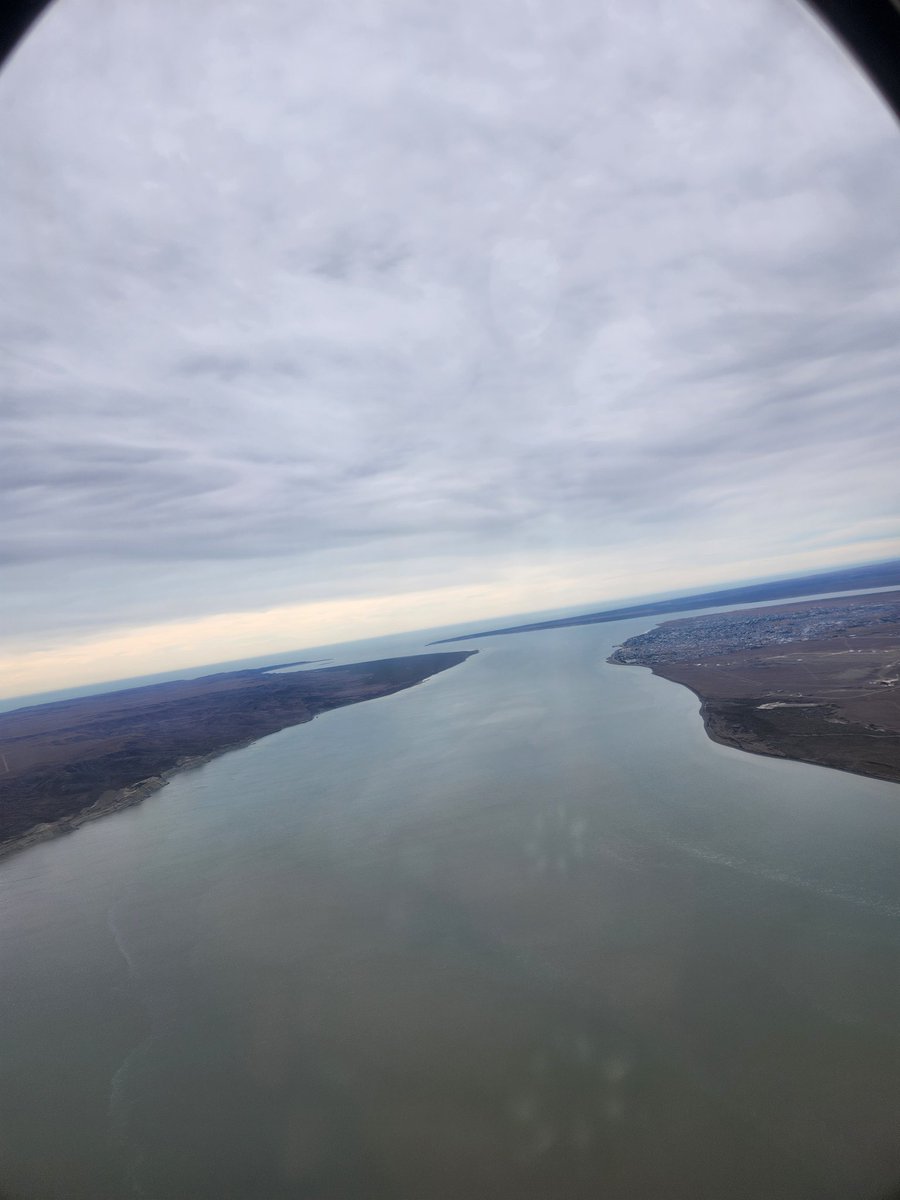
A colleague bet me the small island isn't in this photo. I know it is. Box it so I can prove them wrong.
[0,652,475,861]
[608,591,900,785]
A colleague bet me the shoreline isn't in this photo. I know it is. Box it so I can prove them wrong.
[0,652,474,866]
[648,663,900,785]
[0,774,170,863]
[607,593,900,787]
[430,562,900,644]
[0,740,266,863]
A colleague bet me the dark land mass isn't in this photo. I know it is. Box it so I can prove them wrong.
[0,652,474,860]
[430,559,900,644]
[608,591,900,785]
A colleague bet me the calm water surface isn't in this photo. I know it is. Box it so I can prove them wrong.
[3,608,900,1199]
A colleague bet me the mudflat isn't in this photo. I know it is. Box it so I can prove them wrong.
[609,590,900,785]
[0,652,474,859]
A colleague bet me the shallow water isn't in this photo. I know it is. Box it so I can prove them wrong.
[2,607,900,1199]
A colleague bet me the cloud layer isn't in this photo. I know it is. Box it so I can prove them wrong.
[2,0,900,690]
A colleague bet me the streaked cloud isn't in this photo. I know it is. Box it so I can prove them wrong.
[1,0,899,694]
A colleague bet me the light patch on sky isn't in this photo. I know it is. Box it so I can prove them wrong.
[6,538,899,699]
[1,0,899,695]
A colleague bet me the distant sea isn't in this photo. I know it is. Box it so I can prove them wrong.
[4,580,900,714]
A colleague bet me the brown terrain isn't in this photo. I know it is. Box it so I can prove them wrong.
[0,652,474,860]
[609,590,900,785]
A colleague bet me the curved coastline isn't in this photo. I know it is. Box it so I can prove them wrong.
[0,652,475,864]
[0,746,254,864]
[608,591,900,786]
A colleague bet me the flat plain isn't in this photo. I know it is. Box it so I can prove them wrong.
[610,591,900,784]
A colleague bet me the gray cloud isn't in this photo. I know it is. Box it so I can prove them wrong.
[1,0,900,654]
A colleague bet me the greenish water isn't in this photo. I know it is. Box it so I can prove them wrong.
[2,611,900,1199]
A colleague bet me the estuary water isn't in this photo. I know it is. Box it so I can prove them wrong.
[2,604,900,1199]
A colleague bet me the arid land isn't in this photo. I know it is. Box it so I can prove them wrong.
[0,652,474,861]
[609,590,900,785]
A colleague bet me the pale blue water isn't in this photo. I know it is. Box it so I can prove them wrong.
[2,602,900,1199]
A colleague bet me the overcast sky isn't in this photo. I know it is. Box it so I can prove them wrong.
[1,0,899,696]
